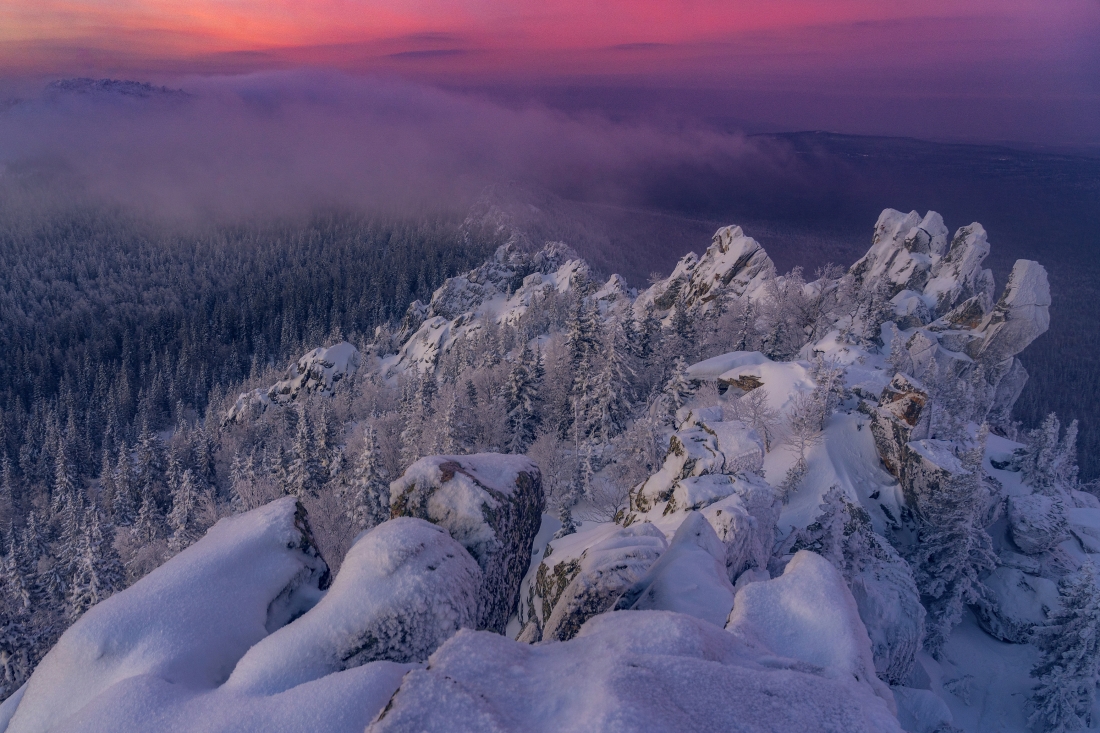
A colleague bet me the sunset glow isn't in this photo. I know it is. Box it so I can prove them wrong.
[3,0,1097,83]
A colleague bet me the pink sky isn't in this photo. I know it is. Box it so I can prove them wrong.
[1,1,1098,143]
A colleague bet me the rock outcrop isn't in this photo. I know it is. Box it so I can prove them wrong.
[390,454,544,633]
[5,498,330,733]
[224,342,361,422]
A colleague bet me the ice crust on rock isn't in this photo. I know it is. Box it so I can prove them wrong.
[390,453,544,633]
[973,566,1059,644]
[519,522,667,642]
[369,611,904,733]
[727,550,895,712]
[6,497,330,733]
[613,512,737,627]
[225,518,481,695]
[1007,493,1068,555]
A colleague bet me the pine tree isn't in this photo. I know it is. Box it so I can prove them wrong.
[1020,414,1079,495]
[909,428,997,657]
[66,510,124,621]
[1028,565,1100,733]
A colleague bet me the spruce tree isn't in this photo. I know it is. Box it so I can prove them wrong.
[1029,565,1100,733]
[507,341,543,454]
[909,428,997,657]
[167,469,201,552]
[111,444,136,526]
[345,427,390,530]
[588,317,635,444]
[661,356,693,424]
[288,409,323,499]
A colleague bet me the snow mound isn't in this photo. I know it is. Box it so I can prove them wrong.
[614,512,736,627]
[390,454,544,633]
[369,611,903,733]
[727,550,895,712]
[6,497,330,733]
[518,522,667,642]
[225,518,481,695]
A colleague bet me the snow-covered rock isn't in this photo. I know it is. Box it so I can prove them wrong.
[224,342,361,422]
[370,611,904,733]
[923,223,996,317]
[613,512,737,627]
[389,454,544,633]
[630,417,765,513]
[699,476,781,581]
[225,518,481,695]
[5,497,331,733]
[271,342,361,403]
[893,686,957,733]
[1066,506,1100,553]
[1007,493,1068,554]
[520,523,667,642]
[973,566,1059,643]
[973,259,1051,364]
[869,372,930,480]
[727,550,896,713]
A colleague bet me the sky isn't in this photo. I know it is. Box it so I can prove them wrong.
[1,1,1098,144]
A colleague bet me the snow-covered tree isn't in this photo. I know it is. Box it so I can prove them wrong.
[506,341,543,453]
[909,428,997,657]
[110,444,136,526]
[587,318,635,444]
[730,388,780,452]
[1028,565,1100,733]
[1020,413,1079,495]
[343,426,390,531]
[66,510,124,621]
[167,469,202,552]
[660,355,693,424]
[288,409,324,499]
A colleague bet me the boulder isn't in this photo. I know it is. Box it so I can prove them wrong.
[6,497,330,733]
[521,523,667,642]
[390,454,544,633]
[225,518,481,694]
[727,551,895,713]
[614,513,736,627]
[1007,494,1068,555]
[973,566,1058,644]
[369,612,904,733]
[847,538,926,686]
